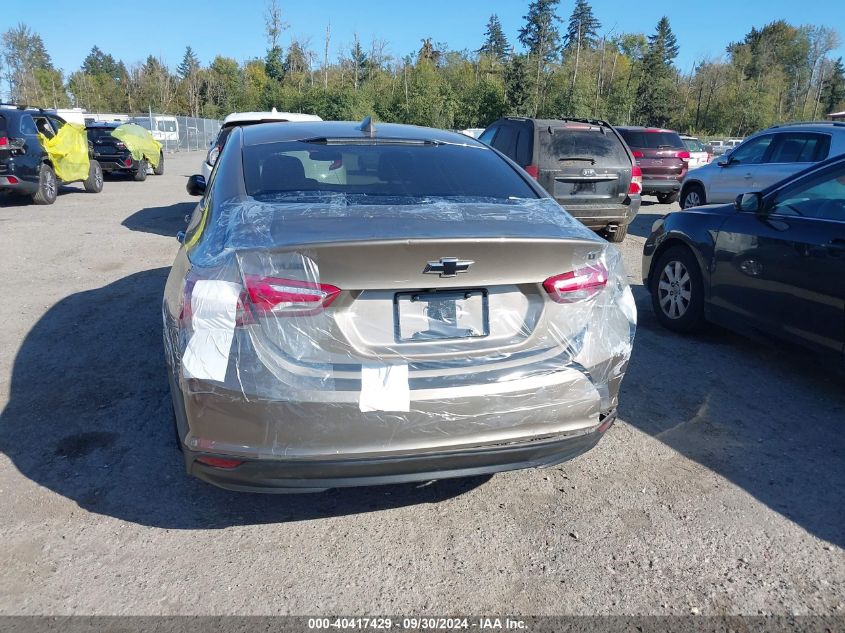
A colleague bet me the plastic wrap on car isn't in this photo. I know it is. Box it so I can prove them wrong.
[111,123,162,167]
[38,123,90,182]
[163,196,636,459]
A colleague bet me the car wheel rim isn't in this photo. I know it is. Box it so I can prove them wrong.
[96,170,103,188]
[44,173,55,198]
[684,191,700,208]
[657,260,692,319]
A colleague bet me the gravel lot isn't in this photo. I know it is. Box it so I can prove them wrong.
[0,151,842,616]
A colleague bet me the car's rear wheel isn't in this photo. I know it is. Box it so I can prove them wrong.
[153,152,165,176]
[31,164,57,205]
[83,161,103,193]
[681,183,705,209]
[657,192,678,204]
[651,245,705,333]
[606,222,628,243]
[133,160,148,181]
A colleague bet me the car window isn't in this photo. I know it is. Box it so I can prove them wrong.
[539,125,630,167]
[682,138,704,152]
[728,135,773,165]
[32,115,55,139]
[19,115,37,135]
[767,133,830,164]
[48,116,65,132]
[770,163,845,221]
[514,126,532,166]
[618,130,684,149]
[490,125,516,157]
[157,120,177,133]
[478,126,497,145]
[242,141,538,201]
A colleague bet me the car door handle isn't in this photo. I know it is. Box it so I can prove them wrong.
[743,173,753,179]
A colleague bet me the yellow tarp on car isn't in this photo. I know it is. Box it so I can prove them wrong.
[38,123,90,183]
[111,123,162,168]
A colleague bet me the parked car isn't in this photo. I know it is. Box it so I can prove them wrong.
[201,109,322,181]
[479,117,641,242]
[679,122,845,209]
[86,122,164,181]
[643,153,845,358]
[165,119,636,493]
[616,126,689,204]
[680,135,711,169]
[130,115,179,146]
[0,104,103,204]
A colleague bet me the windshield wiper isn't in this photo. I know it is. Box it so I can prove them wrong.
[558,156,596,164]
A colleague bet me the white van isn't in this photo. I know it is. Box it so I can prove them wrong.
[131,115,179,145]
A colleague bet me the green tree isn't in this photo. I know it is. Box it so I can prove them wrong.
[504,54,533,116]
[478,14,510,62]
[263,0,286,80]
[821,57,845,114]
[518,0,561,115]
[632,17,679,126]
[564,0,601,50]
[2,23,67,107]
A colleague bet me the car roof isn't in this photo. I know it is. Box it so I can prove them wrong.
[222,110,323,127]
[241,120,483,147]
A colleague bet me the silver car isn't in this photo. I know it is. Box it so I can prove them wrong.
[680,122,845,209]
[163,120,636,493]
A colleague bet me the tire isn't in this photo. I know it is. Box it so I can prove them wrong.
[681,183,705,209]
[31,164,57,205]
[657,191,678,204]
[607,222,628,243]
[133,160,148,182]
[650,245,705,333]
[153,152,165,176]
[83,161,103,193]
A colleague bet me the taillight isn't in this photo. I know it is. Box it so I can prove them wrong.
[124,158,132,167]
[524,164,539,179]
[196,456,244,469]
[244,275,340,317]
[0,136,7,147]
[706,153,712,163]
[631,150,644,159]
[628,166,642,196]
[543,262,608,303]
[0,136,24,150]
[677,150,690,161]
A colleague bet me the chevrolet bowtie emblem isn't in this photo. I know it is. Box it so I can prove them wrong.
[423,257,474,278]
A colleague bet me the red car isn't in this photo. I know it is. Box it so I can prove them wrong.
[616,127,689,204]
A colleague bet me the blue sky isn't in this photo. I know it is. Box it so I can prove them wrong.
[3,0,844,76]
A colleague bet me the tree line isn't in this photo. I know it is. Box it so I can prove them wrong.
[2,0,845,136]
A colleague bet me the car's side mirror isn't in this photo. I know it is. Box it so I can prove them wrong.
[735,192,762,213]
[186,174,206,196]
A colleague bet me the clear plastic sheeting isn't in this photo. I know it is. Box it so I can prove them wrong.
[38,123,90,182]
[111,123,162,168]
[164,196,636,460]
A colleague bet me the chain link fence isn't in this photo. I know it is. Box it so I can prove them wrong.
[126,114,222,153]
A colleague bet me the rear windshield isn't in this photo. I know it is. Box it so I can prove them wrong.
[86,127,116,140]
[242,141,539,201]
[619,130,685,150]
[682,138,705,152]
[539,126,630,167]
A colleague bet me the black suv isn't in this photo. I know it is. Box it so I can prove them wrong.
[86,121,164,181]
[479,117,641,242]
[0,104,103,204]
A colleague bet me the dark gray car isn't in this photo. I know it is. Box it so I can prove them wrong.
[163,120,636,493]
[480,117,641,242]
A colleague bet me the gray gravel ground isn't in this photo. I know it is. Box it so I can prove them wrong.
[0,151,842,616]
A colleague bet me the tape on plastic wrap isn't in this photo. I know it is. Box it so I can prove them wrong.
[359,363,410,412]
[182,280,241,382]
